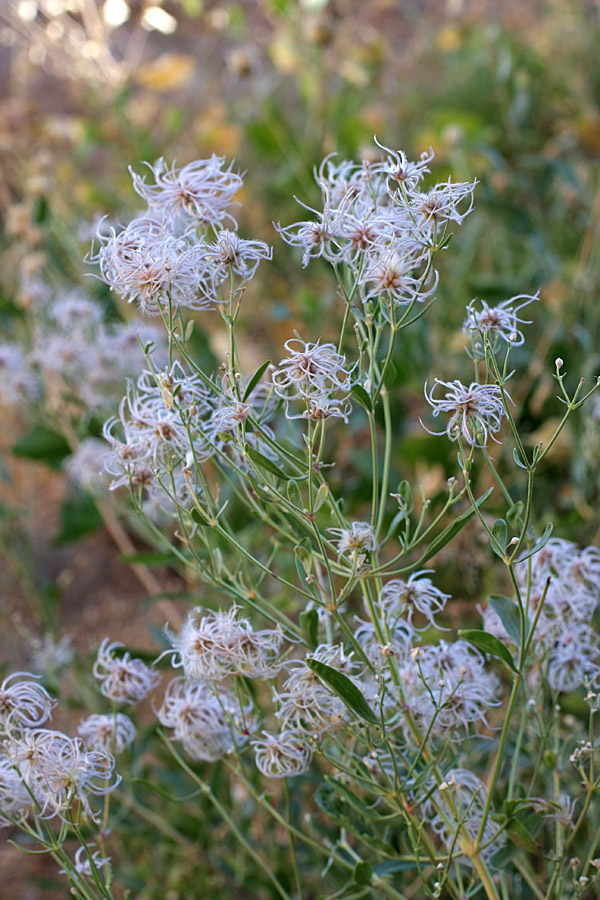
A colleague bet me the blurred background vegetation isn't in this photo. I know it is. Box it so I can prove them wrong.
[1,2,600,896]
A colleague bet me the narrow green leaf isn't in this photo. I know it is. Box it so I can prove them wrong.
[354,862,372,886]
[489,843,519,868]
[513,448,529,470]
[491,518,508,558]
[295,541,315,592]
[506,501,524,528]
[184,319,195,342]
[395,479,413,513]
[243,360,272,401]
[190,508,213,527]
[54,489,102,544]
[294,538,312,566]
[306,658,379,724]
[417,488,493,566]
[459,629,518,673]
[506,817,538,853]
[299,609,319,650]
[514,522,554,563]
[313,482,329,512]
[120,552,178,566]
[12,426,71,468]
[287,479,302,507]
[324,777,387,820]
[374,860,419,876]
[489,594,524,644]
[246,446,288,480]
[351,384,372,412]
[315,783,394,853]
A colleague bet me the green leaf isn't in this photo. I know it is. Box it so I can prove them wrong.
[299,609,319,650]
[489,595,524,644]
[506,817,538,853]
[506,500,524,528]
[324,777,387,820]
[295,540,315,592]
[306,658,379,725]
[458,629,518,673]
[12,426,71,468]
[373,860,419,875]
[243,360,272,401]
[491,518,508,558]
[287,480,302,506]
[184,318,195,342]
[351,384,372,412]
[294,538,312,566]
[489,843,519,868]
[120,552,178,567]
[513,448,529,470]
[395,479,413,513]
[54,489,102,544]
[313,482,329,512]
[186,326,217,373]
[315,783,394,854]
[416,488,493,566]
[190,508,213,527]
[246,446,288,480]
[353,862,372,886]
[514,522,554,563]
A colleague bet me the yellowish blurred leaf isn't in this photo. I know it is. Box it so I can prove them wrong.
[575,116,600,154]
[192,104,242,157]
[136,53,196,92]
[269,34,299,74]
[436,24,463,52]
[339,58,369,87]
[528,417,572,461]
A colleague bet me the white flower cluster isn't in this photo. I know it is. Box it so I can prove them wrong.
[273,644,358,736]
[156,678,254,762]
[0,342,38,408]
[102,361,277,520]
[424,379,508,447]
[463,293,538,349]
[277,140,476,313]
[0,673,120,826]
[0,291,165,433]
[169,606,284,681]
[378,570,450,628]
[329,521,377,567]
[33,291,167,418]
[421,769,505,866]
[272,338,355,422]
[485,538,600,692]
[78,713,136,754]
[398,640,501,739]
[158,607,284,762]
[89,157,271,316]
[93,639,160,703]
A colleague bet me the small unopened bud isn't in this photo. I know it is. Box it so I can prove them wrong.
[555,358,563,369]
[509,332,518,342]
